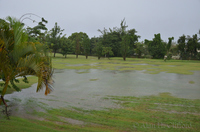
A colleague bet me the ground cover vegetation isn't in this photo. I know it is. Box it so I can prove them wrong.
[0,15,200,131]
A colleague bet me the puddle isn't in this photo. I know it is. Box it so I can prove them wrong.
[76,69,90,74]
[132,63,149,65]
[168,65,176,67]
[132,63,160,66]
[2,69,200,117]
[67,64,88,66]
[54,69,65,73]
[67,63,99,67]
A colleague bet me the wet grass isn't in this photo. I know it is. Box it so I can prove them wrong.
[1,93,199,132]
[52,54,200,75]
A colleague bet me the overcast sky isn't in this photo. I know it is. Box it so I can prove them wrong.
[0,0,200,42]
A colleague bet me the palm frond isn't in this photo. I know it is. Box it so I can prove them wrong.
[1,16,54,97]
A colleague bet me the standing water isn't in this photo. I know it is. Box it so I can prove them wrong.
[1,69,200,115]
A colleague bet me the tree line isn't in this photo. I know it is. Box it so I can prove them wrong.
[26,18,200,61]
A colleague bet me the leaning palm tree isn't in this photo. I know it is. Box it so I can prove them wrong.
[0,16,53,116]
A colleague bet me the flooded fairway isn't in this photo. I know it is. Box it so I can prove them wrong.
[2,69,200,116]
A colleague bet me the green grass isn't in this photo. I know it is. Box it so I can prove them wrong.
[52,54,200,75]
[1,93,199,132]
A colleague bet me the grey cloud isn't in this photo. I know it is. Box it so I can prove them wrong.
[0,0,200,41]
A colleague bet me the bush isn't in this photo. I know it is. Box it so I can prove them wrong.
[166,52,172,60]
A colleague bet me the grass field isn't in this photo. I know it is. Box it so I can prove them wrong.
[0,93,199,132]
[0,54,200,132]
[53,54,200,75]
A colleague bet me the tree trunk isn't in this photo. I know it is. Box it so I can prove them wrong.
[1,95,10,119]
[1,96,8,107]
[76,53,78,58]
[65,55,66,58]
[86,55,88,59]
[0,76,10,118]
[54,52,56,57]
[98,56,100,60]
[123,56,126,61]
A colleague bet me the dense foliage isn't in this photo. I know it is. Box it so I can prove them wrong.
[177,34,200,60]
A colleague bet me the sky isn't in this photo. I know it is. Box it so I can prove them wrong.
[0,0,200,42]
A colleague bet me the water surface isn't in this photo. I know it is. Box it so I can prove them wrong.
[2,69,200,115]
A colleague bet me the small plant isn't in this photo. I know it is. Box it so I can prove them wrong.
[189,81,195,84]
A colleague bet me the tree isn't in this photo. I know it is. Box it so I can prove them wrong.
[60,37,72,58]
[121,34,130,61]
[47,22,64,57]
[0,17,53,117]
[186,34,199,59]
[134,42,145,58]
[177,34,200,60]
[26,17,48,43]
[145,33,166,59]
[68,32,88,58]
[98,21,123,57]
[90,37,100,55]
[69,33,80,58]
[127,29,140,56]
[97,19,140,58]
[82,35,90,59]
[177,35,187,59]
[170,43,178,56]
[165,37,174,61]
[93,41,102,60]
[102,47,114,59]
[166,37,174,53]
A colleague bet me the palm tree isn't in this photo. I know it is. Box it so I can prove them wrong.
[0,17,53,116]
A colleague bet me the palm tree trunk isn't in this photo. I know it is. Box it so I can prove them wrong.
[1,96,8,107]
[0,76,10,105]
[0,77,10,118]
